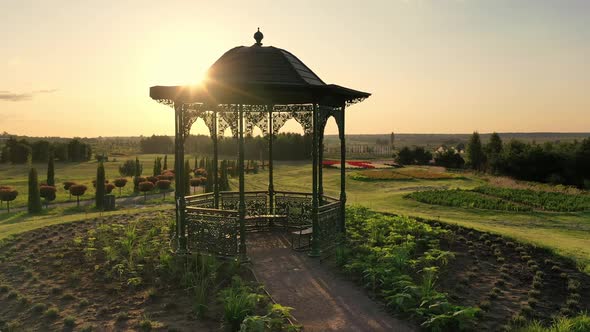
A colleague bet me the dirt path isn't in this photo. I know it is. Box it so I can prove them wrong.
[247,232,415,332]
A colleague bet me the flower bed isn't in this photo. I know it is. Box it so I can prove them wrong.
[323,160,395,169]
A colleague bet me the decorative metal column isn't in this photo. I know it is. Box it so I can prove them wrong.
[267,105,275,214]
[174,102,187,254]
[310,103,320,257]
[318,122,324,205]
[339,105,347,235]
[238,104,247,261]
[212,110,219,208]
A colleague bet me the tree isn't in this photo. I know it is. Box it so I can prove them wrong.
[118,159,137,177]
[434,149,465,169]
[113,178,128,196]
[396,147,414,165]
[138,181,155,202]
[0,188,18,213]
[47,153,55,186]
[163,155,168,171]
[95,162,106,209]
[194,155,198,170]
[390,131,395,148]
[139,135,173,153]
[39,185,57,208]
[69,184,87,207]
[134,157,143,192]
[486,132,503,155]
[153,156,162,176]
[466,132,486,171]
[63,181,76,200]
[31,140,51,162]
[28,167,42,213]
[413,147,433,165]
[156,180,172,199]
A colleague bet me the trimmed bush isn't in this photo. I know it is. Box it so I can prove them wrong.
[189,178,202,194]
[138,181,154,202]
[105,183,116,194]
[146,176,158,184]
[156,180,172,199]
[0,188,18,213]
[113,178,128,196]
[39,185,57,208]
[69,185,87,207]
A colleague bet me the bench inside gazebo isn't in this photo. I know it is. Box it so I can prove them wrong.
[149,29,370,261]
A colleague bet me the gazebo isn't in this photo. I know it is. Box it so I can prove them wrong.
[149,29,370,261]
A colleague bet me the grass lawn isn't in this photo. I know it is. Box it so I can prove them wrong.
[242,162,590,273]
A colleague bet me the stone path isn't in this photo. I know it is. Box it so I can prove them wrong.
[247,232,415,332]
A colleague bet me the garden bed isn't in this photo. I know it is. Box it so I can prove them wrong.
[350,168,458,182]
[333,207,590,331]
[0,211,297,331]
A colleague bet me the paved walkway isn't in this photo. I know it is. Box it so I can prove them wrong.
[247,232,415,332]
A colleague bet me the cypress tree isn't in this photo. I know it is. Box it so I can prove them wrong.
[134,157,142,192]
[28,167,42,213]
[95,162,105,209]
[153,157,162,176]
[184,160,191,196]
[467,131,486,171]
[47,153,55,186]
[194,155,198,170]
[205,159,214,193]
[163,155,168,170]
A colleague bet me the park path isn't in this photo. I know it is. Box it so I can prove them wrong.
[247,232,415,332]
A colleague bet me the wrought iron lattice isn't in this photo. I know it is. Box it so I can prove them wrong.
[245,111,268,136]
[318,201,341,249]
[186,207,239,257]
[220,108,239,138]
[274,192,313,228]
[185,193,215,208]
[220,192,268,216]
[200,111,217,138]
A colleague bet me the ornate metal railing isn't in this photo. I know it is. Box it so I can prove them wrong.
[186,206,239,257]
[184,191,342,256]
[318,200,341,252]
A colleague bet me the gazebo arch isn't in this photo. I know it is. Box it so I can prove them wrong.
[149,29,370,261]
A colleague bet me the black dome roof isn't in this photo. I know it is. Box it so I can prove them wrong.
[207,45,325,87]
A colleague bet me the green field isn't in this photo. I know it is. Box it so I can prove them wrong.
[1,158,589,273]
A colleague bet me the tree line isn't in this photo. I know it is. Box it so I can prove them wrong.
[0,137,92,163]
[140,133,312,160]
[396,132,590,189]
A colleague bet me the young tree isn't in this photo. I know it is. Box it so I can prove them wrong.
[113,178,128,196]
[118,159,137,177]
[153,156,162,176]
[486,132,503,155]
[163,155,168,171]
[133,157,143,192]
[396,147,414,165]
[47,153,55,186]
[467,131,486,171]
[95,162,106,209]
[194,155,198,170]
[63,181,76,200]
[156,180,172,199]
[138,181,155,202]
[28,167,42,213]
[69,184,87,207]
[390,131,395,149]
[0,188,18,213]
[39,185,57,209]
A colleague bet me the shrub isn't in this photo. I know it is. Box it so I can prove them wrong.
[146,176,158,184]
[221,277,257,331]
[156,180,172,199]
[63,181,76,200]
[69,185,87,207]
[105,183,116,194]
[134,176,147,193]
[119,159,140,177]
[28,167,43,213]
[138,181,154,202]
[113,178,128,196]
[63,315,76,327]
[39,185,57,208]
[0,188,18,213]
[44,307,59,319]
[189,178,202,194]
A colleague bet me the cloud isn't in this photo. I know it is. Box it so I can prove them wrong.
[0,89,58,102]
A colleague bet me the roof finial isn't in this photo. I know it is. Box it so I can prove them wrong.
[254,27,263,46]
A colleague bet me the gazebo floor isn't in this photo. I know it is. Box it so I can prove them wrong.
[247,232,415,332]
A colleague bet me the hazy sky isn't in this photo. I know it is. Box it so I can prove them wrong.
[2,0,589,137]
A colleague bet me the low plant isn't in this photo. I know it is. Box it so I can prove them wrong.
[221,277,258,331]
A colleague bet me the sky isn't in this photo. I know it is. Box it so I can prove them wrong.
[1,0,589,137]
